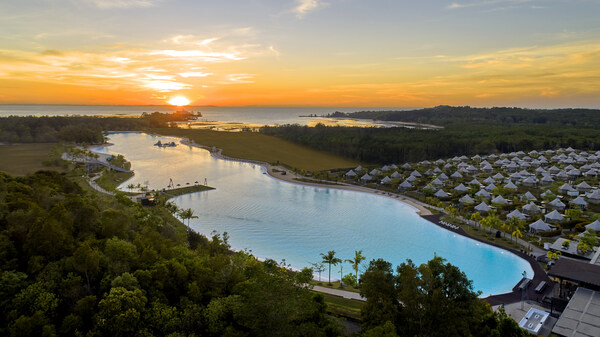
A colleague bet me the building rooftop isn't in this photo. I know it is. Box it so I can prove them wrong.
[552,287,600,337]
[548,258,600,287]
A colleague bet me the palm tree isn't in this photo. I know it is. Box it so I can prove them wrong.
[512,228,523,243]
[127,183,135,192]
[309,262,326,283]
[178,208,198,229]
[345,250,366,284]
[470,212,481,229]
[321,251,342,285]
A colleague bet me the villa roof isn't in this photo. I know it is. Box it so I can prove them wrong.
[545,210,564,221]
[529,219,551,231]
[570,196,588,207]
[484,183,496,191]
[507,209,526,220]
[434,189,449,198]
[522,202,541,213]
[521,191,537,201]
[398,180,412,189]
[504,181,518,189]
[459,195,475,204]
[454,183,468,192]
[390,171,401,178]
[345,170,357,177]
[491,195,508,204]
[588,190,600,200]
[475,189,491,198]
[586,220,600,231]
[549,198,566,208]
[474,202,490,212]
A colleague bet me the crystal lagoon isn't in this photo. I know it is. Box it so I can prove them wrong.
[95,132,533,296]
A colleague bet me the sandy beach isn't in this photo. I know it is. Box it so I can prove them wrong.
[179,137,432,215]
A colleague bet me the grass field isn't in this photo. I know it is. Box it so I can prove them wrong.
[152,128,361,172]
[0,144,66,176]
[316,293,363,321]
[95,170,135,191]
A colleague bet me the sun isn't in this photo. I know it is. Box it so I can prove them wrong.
[168,96,190,106]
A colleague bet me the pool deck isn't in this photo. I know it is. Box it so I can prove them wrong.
[422,214,552,305]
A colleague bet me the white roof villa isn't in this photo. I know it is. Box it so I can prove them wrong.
[475,189,491,198]
[360,173,373,182]
[545,210,565,222]
[474,202,490,212]
[522,202,541,214]
[454,183,468,192]
[570,196,588,208]
[548,198,566,210]
[398,180,413,190]
[586,220,600,231]
[380,176,392,184]
[345,170,357,177]
[507,209,526,220]
[491,195,508,205]
[434,189,450,198]
[521,191,537,201]
[529,219,552,232]
[459,195,475,204]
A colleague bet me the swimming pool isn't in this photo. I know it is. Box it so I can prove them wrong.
[96,132,533,296]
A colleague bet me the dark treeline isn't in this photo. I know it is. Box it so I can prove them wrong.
[261,123,600,165]
[359,258,528,337]
[0,111,197,144]
[329,106,600,128]
[0,171,339,336]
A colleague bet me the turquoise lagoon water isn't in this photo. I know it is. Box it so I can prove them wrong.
[96,132,533,296]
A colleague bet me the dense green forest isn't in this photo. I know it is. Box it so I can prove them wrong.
[359,258,527,337]
[0,170,530,336]
[329,106,600,127]
[262,107,600,165]
[0,171,339,336]
[0,111,197,144]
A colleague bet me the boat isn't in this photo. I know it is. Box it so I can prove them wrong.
[154,140,162,146]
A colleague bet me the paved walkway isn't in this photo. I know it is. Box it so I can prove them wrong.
[88,173,115,196]
[312,285,365,301]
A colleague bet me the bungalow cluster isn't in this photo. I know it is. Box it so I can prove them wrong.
[340,147,600,259]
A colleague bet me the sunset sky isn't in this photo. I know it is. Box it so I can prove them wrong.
[1,0,599,107]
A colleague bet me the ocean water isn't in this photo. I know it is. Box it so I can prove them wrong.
[0,105,409,126]
[95,132,533,296]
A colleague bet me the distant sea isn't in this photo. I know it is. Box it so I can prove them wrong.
[0,105,411,126]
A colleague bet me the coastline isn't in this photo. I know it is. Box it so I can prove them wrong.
[178,137,433,216]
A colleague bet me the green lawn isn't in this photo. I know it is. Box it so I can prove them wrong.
[152,128,361,172]
[316,293,363,321]
[95,170,134,191]
[0,144,66,176]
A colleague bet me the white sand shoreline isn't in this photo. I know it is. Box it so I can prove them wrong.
[179,137,432,216]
